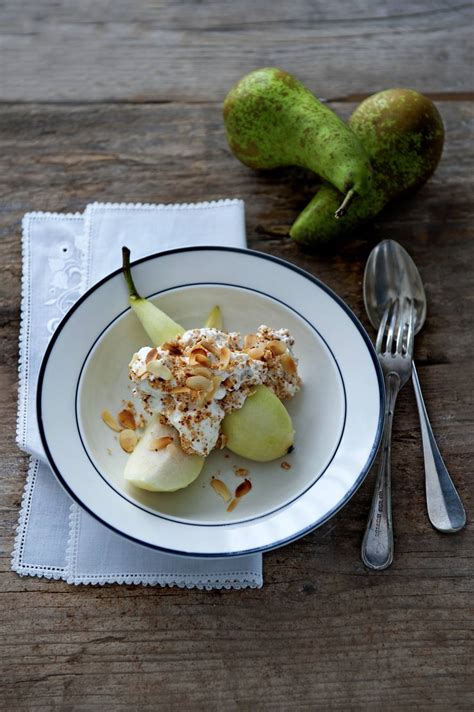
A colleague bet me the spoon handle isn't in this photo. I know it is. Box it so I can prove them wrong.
[361,372,399,570]
[412,363,466,533]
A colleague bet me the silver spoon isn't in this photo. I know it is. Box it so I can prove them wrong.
[364,239,466,533]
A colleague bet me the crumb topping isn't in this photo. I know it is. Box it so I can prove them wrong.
[128,326,301,456]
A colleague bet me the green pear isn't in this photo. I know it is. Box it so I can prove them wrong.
[122,247,184,344]
[290,88,444,245]
[224,67,373,216]
[221,385,294,462]
[122,247,295,463]
[205,305,223,330]
[124,415,204,492]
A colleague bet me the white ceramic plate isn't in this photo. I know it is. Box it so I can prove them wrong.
[38,247,384,557]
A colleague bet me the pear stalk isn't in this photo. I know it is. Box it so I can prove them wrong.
[122,246,140,301]
[334,189,355,219]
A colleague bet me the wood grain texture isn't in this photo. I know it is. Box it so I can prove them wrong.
[0,0,473,709]
[1,0,473,102]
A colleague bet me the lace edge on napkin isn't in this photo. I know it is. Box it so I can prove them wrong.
[13,212,81,582]
[86,198,244,212]
[11,458,67,580]
[66,504,262,589]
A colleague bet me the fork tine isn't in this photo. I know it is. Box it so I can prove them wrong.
[385,298,399,354]
[405,304,415,358]
[376,302,391,353]
[395,298,405,355]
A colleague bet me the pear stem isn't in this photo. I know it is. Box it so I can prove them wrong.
[122,246,141,300]
[335,188,355,219]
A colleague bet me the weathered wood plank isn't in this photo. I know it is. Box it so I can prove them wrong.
[0,97,472,709]
[0,0,473,102]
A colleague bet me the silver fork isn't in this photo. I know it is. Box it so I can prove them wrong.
[361,298,415,570]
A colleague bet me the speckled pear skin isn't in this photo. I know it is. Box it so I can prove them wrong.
[223,67,373,200]
[290,88,445,246]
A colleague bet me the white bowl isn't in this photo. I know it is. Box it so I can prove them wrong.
[38,247,384,556]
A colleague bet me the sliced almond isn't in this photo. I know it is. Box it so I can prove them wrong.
[226,498,239,512]
[205,375,223,404]
[281,461,292,470]
[280,352,297,375]
[219,346,231,369]
[145,347,158,364]
[268,340,287,356]
[119,429,137,453]
[189,344,208,355]
[147,360,173,380]
[171,386,192,395]
[101,409,121,432]
[247,346,265,360]
[244,333,258,349]
[216,433,228,450]
[162,341,182,356]
[195,391,210,408]
[191,365,214,379]
[148,435,174,451]
[186,375,213,391]
[189,349,213,367]
[200,340,220,356]
[117,408,136,430]
[211,478,232,503]
[134,363,148,379]
[234,467,249,478]
[235,479,252,498]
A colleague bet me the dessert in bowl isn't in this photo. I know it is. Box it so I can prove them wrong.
[38,247,384,556]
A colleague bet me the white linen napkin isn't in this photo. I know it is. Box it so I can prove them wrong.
[12,200,263,588]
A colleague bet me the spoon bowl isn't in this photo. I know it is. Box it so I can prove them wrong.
[364,239,426,333]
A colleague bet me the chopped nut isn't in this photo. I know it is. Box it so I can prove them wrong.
[263,348,273,361]
[147,360,173,380]
[117,408,136,430]
[145,347,158,364]
[211,478,232,503]
[149,435,174,451]
[186,375,213,391]
[268,340,287,356]
[281,461,292,470]
[244,333,258,349]
[235,479,252,498]
[119,429,137,453]
[280,352,297,375]
[101,409,121,432]
[219,346,231,369]
[226,498,239,512]
[234,467,249,477]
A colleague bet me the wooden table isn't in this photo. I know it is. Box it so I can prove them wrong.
[1,2,473,709]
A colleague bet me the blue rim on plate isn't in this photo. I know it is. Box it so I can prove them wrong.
[37,246,385,557]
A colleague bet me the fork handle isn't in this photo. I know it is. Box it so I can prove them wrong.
[412,363,466,533]
[361,372,399,570]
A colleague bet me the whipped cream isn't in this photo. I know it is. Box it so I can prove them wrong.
[129,326,301,456]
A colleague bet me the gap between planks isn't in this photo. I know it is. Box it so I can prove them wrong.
[0,92,472,107]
